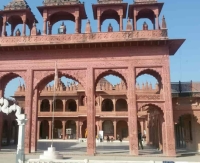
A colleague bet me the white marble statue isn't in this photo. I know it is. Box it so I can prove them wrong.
[0,97,21,118]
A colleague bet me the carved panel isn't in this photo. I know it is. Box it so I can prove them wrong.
[136,94,163,101]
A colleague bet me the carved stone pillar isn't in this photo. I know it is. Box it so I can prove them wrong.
[86,67,95,155]
[22,17,26,36]
[31,88,39,152]
[99,120,103,131]
[76,121,79,139]
[119,15,123,31]
[113,120,117,140]
[79,122,83,138]
[0,86,3,150]
[75,17,79,33]
[156,14,159,30]
[49,121,52,139]
[50,100,53,112]
[162,55,176,156]
[37,120,41,140]
[62,121,66,140]
[43,18,47,35]
[133,11,137,31]
[128,66,138,155]
[145,119,150,144]
[24,69,33,154]
[63,100,66,112]
[113,98,116,111]
[2,20,6,37]
[97,16,101,32]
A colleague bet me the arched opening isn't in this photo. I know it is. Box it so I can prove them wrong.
[116,99,128,111]
[116,120,128,140]
[136,9,155,30]
[66,120,76,139]
[100,9,120,32]
[138,104,164,151]
[39,120,49,139]
[6,15,31,36]
[48,11,75,34]
[81,120,87,138]
[2,120,9,146]
[136,69,162,94]
[40,99,50,112]
[101,99,113,112]
[102,120,114,139]
[66,99,77,112]
[53,120,62,139]
[52,99,63,112]
[175,114,196,150]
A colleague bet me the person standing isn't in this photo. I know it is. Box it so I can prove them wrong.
[138,130,143,150]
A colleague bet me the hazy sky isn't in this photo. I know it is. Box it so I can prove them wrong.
[1,0,200,97]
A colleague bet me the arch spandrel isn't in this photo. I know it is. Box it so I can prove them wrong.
[94,68,128,87]
[0,71,27,88]
[33,69,86,90]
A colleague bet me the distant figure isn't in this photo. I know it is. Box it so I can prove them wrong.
[106,135,110,142]
[117,134,122,142]
[138,130,143,150]
[85,128,87,138]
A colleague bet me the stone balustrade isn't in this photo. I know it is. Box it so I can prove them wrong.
[0,30,168,46]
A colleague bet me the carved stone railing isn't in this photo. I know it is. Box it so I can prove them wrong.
[98,0,123,4]
[43,0,80,6]
[136,94,163,101]
[0,30,168,46]
[134,0,157,4]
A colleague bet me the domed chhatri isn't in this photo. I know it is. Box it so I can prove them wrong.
[58,22,66,34]
[143,22,148,30]
[15,28,21,36]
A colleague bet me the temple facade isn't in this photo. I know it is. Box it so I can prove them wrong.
[0,0,199,156]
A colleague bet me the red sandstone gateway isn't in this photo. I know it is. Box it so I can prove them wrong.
[1,0,198,157]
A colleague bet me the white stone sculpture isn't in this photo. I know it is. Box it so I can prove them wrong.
[0,97,27,163]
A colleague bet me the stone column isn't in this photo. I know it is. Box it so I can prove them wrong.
[37,120,41,140]
[113,120,117,140]
[2,20,6,37]
[22,17,26,36]
[63,100,66,112]
[156,14,159,30]
[97,16,101,32]
[86,66,95,155]
[43,18,47,35]
[113,98,116,111]
[99,120,102,131]
[128,66,138,155]
[31,88,39,152]
[0,87,3,150]
[24,69,33,154]
[79,122,83,138]
[162,55,176,156]
[62,121,66,140]
[133,10,137,30]
[145,120,150,144]
[76,121,79,139]
[50,100,53,112]
[75,16,79,33]
[119,15,123,31]
[49,121,52,139]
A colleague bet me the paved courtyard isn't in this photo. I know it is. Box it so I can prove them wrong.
[0,141,199,163]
